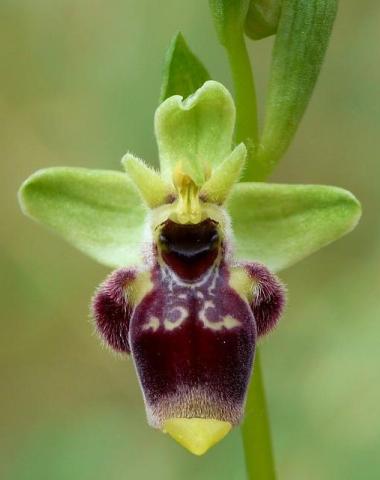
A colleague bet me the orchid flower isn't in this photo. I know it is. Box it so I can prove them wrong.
[18,80,360,456]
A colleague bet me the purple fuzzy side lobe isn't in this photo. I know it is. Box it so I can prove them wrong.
[245,263,286,337]
[92,268,137,353]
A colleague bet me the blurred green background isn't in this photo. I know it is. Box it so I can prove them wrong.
[1,1,379,479]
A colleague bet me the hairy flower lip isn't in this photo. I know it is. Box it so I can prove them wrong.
[130,260,258,430]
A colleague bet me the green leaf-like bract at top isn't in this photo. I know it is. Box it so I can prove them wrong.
[227,182,361,272]
[256,0,338,180]
[18,167,146,268]
[160,32,210,103]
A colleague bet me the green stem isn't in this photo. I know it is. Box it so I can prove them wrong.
[242,350,276,480]
[225,26,277,480]
[225,32,259,181]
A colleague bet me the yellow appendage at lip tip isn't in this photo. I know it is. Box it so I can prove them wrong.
[162,418,232,456]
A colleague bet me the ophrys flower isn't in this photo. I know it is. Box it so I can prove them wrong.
[18,80,360,455]
[92,81,285,455]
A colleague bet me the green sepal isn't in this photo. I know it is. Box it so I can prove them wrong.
[159,32,210,103]
[200,143,246,205]
[227,182,361,272]
[122,153,175,208]
[18,167,146,268]
[256,0,338,180]
[155,80,235,186]
[244,0,281,40]
[209,0,250,46]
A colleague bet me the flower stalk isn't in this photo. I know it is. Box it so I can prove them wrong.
[225,31,259,179]
[242,351,276,480]
[209,1,277,476]
[225,25,278,480]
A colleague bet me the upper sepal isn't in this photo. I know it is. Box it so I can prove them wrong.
[155,80,236,186]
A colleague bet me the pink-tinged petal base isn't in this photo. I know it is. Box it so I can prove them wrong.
[92,268,136,353]
[245,263,286,337]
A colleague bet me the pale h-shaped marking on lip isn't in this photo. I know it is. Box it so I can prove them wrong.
[142,307,189,332]
[142,299,240,332]
[164,306,189,331]
[198,300,241,331]
[142,264,241,333]
[142,316,160,332]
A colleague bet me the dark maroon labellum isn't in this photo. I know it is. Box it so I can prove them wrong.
[130,261,256,427]
[92,216,285,430]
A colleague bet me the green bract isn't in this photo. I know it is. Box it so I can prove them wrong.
[256,0,338,179]
[19,80,361,273]
[159,32,210,102]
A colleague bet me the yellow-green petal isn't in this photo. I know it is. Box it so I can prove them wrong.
[122,153,175,208]
[200,143,246,205]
